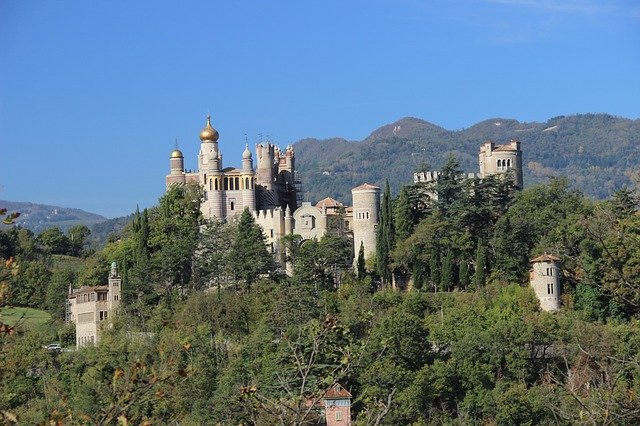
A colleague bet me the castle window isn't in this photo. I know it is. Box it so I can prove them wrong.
[507,159,511,168]
[547,283,552,295]
[235,177,240,190]
[224,178,229,190]
[215,179,219,190]
[335,411,343,421]
[209,179,213,190]
[270,229,274,238]
[230,201,235,211]
[204,173,207,184]
[245,177,249,189]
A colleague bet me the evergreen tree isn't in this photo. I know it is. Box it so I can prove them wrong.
[441,250,454,291]
[357,241,366,278]
[429,250,440,292]
[376,180,395,284]
[394,186,415,241]
[459,259,470,289]
[230,208,274,290]
[473,239,486,288]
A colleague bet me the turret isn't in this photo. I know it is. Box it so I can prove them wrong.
[107,261,122,312]
[478,139,523,188]
[529,254,561,311]
[351,183,380,266]
[256,143,275,190]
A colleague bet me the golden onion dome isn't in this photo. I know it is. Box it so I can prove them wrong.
[199,114,219,142]
[170,149,184,158]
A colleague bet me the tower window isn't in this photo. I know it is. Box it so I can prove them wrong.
[245,177,249,189]
[224,178,229,190]
[230,201,235,211]
[235,177,240,190]
[215,179,219,190]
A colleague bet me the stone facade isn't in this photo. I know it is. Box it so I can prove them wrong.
[67,262,121,347]
[529,254,561,311]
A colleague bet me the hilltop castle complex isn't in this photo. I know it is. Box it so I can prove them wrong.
[166,116,380,264]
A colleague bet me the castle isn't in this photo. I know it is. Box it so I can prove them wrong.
[414,138,524,189]
[166,116,380,265]
[67,262,121,347]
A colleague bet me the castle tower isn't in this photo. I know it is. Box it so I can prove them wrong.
[351,183,380,265]
[478,139,523,188]
[241,145,256,212]
[529,254,561,311]
[198,115,224,219]
[255,143,275,191]
[166,148,187,187]
[107,261,122,313]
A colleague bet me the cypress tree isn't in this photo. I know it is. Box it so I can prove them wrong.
[441,250,454,291]
[459,260,470,289]
[357,241,366,278]
[474,239,486,288]
[376,180,395,284]
[429,250,440,292]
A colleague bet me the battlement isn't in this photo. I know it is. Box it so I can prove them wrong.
[413,171,478,184]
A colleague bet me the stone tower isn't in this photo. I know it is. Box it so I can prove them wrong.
[351,183,380,264]
[478,139,523,188]
[529,254,561,311]
[107,261,122,313]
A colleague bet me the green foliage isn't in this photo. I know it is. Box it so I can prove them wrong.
[230,208,274,290]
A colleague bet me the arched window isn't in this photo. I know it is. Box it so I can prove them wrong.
[209,179,213,190]
[224,178,229,190]
[214,179,218,190]
[507,159,511,168]
[245,177,249,189]
[235,177,240,190]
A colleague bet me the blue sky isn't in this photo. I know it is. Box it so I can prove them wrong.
[1,0,639,218]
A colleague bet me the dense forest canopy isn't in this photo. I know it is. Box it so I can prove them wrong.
[2,160,640,424]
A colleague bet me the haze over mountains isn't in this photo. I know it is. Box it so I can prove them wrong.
[3,113,639,239]
[295,113,640,204]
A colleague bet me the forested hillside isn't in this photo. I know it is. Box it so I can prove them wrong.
[295,114,640,203]
[2,174,640,424]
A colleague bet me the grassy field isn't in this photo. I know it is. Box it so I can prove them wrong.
[0,306,53,332]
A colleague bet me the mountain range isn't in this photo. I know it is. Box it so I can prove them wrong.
[3,113,639,243]
[294,113,640,204]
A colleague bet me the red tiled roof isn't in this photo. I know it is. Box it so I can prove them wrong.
[323,383,352,399]
[315,197,344,209]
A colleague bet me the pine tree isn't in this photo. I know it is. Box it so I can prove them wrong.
[230,208,274,290]
[394,186,414,241]
[474,239,486,288]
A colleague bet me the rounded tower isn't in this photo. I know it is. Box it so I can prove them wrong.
[529,254,561,311]
[351,183,380,265]
[241,145,256,212]
[197,115,223,220]
[478,139,523,188]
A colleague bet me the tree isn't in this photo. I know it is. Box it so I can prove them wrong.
[193,219,233,293]
[459,260,470,289]
[67,225,91,257]
[473,239,486,288]
[230,208,274,290]
[429,250,440,292]
[37,227,70,255]
[357,242,366,278]
[148,184,202,296]
[377,180,395,284]
[440,250,454,291]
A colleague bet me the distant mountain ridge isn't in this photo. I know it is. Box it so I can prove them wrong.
[0,200,107,234]
[293,113,640,204]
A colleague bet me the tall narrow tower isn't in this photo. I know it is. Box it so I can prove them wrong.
[198,115,224,219]
[529,254,561,311]
[351,183,380,265]
[107,261,122,312]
